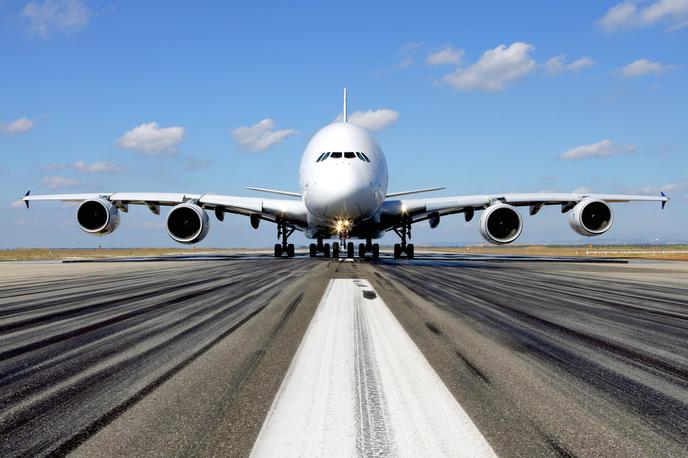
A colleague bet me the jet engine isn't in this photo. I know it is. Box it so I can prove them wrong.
[479,203,523,244]
[76,198,120,236]
[568,199,613,236]
[166,203,210,244]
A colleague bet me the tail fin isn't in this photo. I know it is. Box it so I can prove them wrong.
[343,87,348,123]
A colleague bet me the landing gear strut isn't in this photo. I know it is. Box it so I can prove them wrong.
[357,237,380,260]
[393,223,414,259]
[274,221,295,257]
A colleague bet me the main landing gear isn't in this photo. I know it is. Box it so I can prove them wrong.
[309,237,332,258]
[357,237,380,260]
[274,221,295,257]
[393,223,414,259]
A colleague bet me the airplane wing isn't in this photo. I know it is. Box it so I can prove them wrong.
[22,192,308,227]
[379,192,669,227]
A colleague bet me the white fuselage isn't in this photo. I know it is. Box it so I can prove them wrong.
[299,122,388,238]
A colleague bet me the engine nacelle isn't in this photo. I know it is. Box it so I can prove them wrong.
[76,198,120,236]
[479,203,523,244]
[568,199,613,236]
[166,203,210,244]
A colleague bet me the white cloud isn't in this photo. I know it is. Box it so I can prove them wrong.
[117,122,186,155]
[10,200,25,209]
[42,175,80,189]
[426,45,464,66]
[561,139,637,160]
[544,55,594,75]
[440,42,536,92]
[231,119,297,152]
[1,117,35,134]
[23,0,92,38]
[335,109,399,131]
[617,58,677,77]
[73,160,121,173]
[600,0,688,31]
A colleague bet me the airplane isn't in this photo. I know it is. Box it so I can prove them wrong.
[21,89,669,259]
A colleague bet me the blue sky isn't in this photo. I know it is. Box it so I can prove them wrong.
[1,0,686,248]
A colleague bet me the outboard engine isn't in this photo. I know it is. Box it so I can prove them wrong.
[569,199,613,236]
[166,203,210,244]
[479,203,523,244]
[76,198,120,236]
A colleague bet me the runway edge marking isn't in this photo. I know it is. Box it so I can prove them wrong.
[251,279,496,457]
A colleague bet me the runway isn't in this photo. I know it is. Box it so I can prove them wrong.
[1,254,687,457]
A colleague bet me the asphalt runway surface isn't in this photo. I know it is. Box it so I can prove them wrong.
[0,253,687,457]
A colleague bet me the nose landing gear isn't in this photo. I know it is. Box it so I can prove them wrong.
[274,221,295,257]
[393,223,414,259]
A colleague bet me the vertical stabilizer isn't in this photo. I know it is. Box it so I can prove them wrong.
[343,87,348,123]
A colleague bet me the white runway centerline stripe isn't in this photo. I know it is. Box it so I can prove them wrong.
[251,279,495,457]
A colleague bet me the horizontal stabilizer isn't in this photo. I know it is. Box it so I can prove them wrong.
[386,187,445,198]
[246,187,301,198]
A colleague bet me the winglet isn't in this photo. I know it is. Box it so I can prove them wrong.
[23,190,30,209]
[661,191,669,210]
[343,87,348,123]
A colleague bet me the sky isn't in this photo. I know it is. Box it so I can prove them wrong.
[1,0,687,248]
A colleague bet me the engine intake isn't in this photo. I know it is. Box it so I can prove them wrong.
[479,204,523,244]
[166,203,210,244]
[569,199,613,236]
[76,198,120,235]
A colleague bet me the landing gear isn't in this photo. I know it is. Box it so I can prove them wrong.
[274,221,295,257]
[323,243,331,258]
[393,223,414,259]
[309,243,317,257]
[357,237,380,260]
[332,242,340,258]
[347,242,354,258]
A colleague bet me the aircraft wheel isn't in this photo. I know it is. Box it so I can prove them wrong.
[358,243,365,258]
[287,243,295,257]
[332,242,340,258]
[347,242,354,258]
[406,243,414,259]
[372,243,380,259]
[393,243,401,259]
[274,243,282,257]
[309,243,317,257]
[323,243,331,258]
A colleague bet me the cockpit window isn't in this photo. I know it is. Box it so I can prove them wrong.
[344,152,355,159]
[360,153,371,162]
[317,152,330,162]
[330,152,342,158]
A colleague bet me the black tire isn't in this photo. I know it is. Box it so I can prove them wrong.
[309,243,317,257]
[287,243,295,257]
[347,242,354,258]
[372,243,380,259]
[332,242,340,258]
[274,243,282,257]
[359,243,365,258]
[393,243,401,259]
[323,243,331,258]
[407,243,415,259]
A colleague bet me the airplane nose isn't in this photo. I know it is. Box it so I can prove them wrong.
[306,168,374,220]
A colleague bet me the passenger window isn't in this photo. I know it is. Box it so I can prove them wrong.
[330,152,342,158]
[344,152,355,159]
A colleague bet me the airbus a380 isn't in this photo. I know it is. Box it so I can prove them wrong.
[22,89,669,259]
